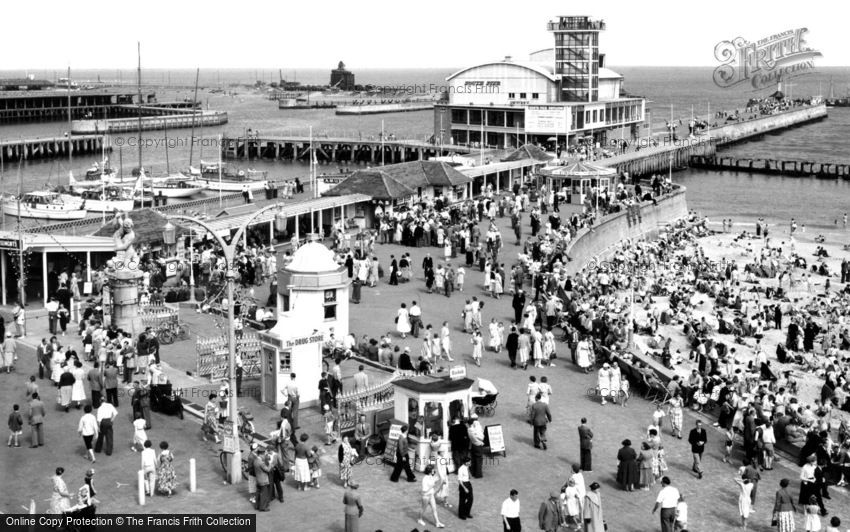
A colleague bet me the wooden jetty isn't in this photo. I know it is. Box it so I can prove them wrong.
[0,88,155,124]
[689,155,850,179]
[71,110,228,134]
[0,135,110,161]
[221,136,477,164]
[598,137,718,178]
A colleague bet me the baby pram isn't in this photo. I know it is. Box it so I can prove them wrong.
[150,383,184,419]
[471,377,498,416]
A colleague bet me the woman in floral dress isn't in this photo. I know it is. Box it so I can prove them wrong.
[667,392,685,439]
[157,441,177,496]
[51,467,72,514]
[338,436,358,489]
[202,392,220,443]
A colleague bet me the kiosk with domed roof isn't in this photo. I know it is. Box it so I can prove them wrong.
[258,241,350,408]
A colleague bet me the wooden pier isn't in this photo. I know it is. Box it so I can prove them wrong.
[0,89,155,125]
[71,111,228,134]
[689,155,850,179]
[599,137,718,178]
[0,135,110,162]
[220,136,477,164]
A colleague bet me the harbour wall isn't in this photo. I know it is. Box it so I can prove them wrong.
[562,186,689,276]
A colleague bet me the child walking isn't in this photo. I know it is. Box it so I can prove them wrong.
[7,404,22,447]
[131,412,147,452]
[309,446,322,488]
[804,495,821,531]
[322,405,337,446]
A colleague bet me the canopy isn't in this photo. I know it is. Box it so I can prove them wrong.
[541,159,617,178]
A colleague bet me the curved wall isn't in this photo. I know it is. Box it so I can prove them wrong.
[563,187,689,276]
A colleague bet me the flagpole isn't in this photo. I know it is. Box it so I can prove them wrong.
[218,133,222,208]
[380,120,384,166]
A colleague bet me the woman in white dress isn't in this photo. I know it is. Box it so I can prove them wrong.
[51,348,65,384]
[493,271,503,299]
[463,300,474,333]
[396,303,411,339]
[51,467,73,515]
[71,360,87,407]
[543,330,556,367]
[576,336,592,373]
[561,478,581,529]
[532,329,544,368]
[440,322,453,362]
[597,363,612,405]
[609,363,622,405]
[470,331,483,367]
[487,318,501,352]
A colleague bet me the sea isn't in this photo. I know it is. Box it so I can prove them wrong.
[1,66,849,228]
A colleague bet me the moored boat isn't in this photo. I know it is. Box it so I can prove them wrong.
[61,185,136,213]
[148,177,208,198]
[1,191,88,220]
[200,168,268,191]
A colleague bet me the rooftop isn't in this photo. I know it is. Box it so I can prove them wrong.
[393,375,476,395]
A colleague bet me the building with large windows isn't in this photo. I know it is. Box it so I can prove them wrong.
[434,16,645,150]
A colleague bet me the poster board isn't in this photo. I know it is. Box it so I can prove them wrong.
[382,423,404,465]
[221,420,238,454]
[485,424,506,456]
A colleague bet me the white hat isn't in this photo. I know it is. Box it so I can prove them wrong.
[470,413,479,420]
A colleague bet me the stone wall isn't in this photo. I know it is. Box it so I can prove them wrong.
[714,103,828,145]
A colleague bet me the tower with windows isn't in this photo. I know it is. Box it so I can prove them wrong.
[548,16,605,102]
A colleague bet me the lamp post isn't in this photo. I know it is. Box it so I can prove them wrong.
[188,229,197,304]
[167,202,285,485]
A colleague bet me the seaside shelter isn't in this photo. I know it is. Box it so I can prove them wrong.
[540,159,616,208]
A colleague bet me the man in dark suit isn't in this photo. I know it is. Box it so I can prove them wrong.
[530,393,552,450]
[28,393,46,447]
[36,338,48,380]
[103,362,119,407]
[87,362,103,408]
[688,419,707,479]
[253,448,272,511]
[538,490,562,532]
[448,416,470,472]
[389,425,416,483]
[512,290,527,325]
[505,326,519,368]
[578,417,594,471]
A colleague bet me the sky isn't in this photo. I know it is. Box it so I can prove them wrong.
[1,0,846,70]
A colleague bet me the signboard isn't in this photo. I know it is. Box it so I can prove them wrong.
[525,105,570,134]
[449,365,467,380]
[485,424,506,455]
[284,333,324,349]
[382,422,404,465]
[0,237,20,250]
[221,420,238,453]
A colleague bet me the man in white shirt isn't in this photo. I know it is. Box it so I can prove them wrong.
[94,400,118,456]
[77,405,99,463]
[140,440,157,496]
[353,365,369,392]
[468,415,485,479]
[457,456,474,520]
[651,476,680,532]
[283,374,300,430]
[45,297,59,336]
[409,301,422,338]
[501,489,521,531]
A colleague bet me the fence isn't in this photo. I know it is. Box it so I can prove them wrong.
[336,369,421,434]
[138,304,179,328]
[196,333,262,380]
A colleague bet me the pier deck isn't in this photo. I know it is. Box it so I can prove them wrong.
[0,134,109,161]
[221,136,478,164]
[689,155,850,179]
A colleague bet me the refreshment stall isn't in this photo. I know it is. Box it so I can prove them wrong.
[391,370,476,472]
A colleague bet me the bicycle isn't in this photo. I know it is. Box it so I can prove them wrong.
[237,407,255,444]
[156,320,191,345]
[219,448,251,481]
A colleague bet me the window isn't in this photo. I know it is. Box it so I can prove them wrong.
[278,348,291,374]
[592,110,597,122]
[469,109,482,125]
[282,294,290,312]
[532,93,539,99]
[450,108,467,124]
[323,289,337,320]
[519,92,526,99]
[508,92,515,99]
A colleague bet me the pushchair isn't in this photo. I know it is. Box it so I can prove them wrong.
[471,377,499,416]
[150,383,184,419]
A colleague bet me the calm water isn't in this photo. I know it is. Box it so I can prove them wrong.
[1,67,849,225]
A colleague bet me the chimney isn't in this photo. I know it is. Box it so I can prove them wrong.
[504,56,513,62]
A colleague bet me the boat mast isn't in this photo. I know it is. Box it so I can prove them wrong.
[164,113,170,175]
[188,68,200,169]
[16,156,25,308]
[67,65,72,187]
[137,42,143,179]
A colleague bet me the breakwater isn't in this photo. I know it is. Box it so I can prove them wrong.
[335,102,433,115]
[689,155,850,179]
[71,110,228,134]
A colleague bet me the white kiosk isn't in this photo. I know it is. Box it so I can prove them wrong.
[259,242,350,408]
[392,374,476,472]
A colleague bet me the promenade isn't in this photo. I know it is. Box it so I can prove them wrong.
[3,205,848,532]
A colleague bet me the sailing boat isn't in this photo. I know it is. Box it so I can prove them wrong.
[1,189,87,220]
